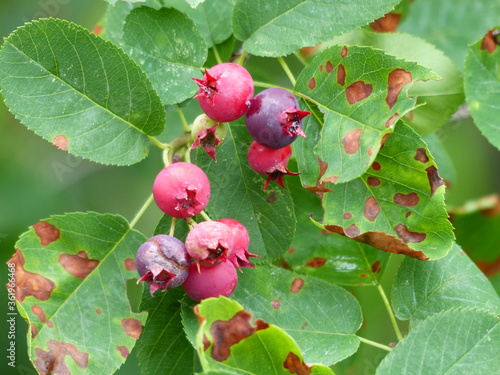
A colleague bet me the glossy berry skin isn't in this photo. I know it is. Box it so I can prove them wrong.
[136,235,191,295]
[248,141,299,190]
[182,261,238,301]
[245,87,310,149]
[217,218,259,269]
[185,221,234,267]
[193,63,254,122]
[153,162,210,218]
[190,114,227,161]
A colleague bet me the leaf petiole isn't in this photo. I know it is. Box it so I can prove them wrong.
[358,336,393,352]
[129,194,155,229]
[376,283,404,341]
[277,56,296,86]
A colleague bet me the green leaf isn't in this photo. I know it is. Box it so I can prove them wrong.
[0,18,165,166]
[295,45,438,184]
[376,308,500,374]
[136,288,199,375]
[123,7,207,105]
[392,243,500,327]
[325,30,464,135]
[105,0,147,5]
[232,0,402,57]
[195,297,335,375]
[184,0,206,8]
[232,265,362,365]
[169,0,234,47]
[11,212,147,374]
[321,121,454,261]
[464,29,500,151]
[197,124,296,263]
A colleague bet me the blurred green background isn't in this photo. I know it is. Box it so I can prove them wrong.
[1,1,499,374]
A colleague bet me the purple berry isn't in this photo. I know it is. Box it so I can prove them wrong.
[153,162,210,218]
[182,261,238,301]
[185,221,233,267]
[193,63,254,122]
[217,218,259,270]
[245,87,310,149]
[247,141,299,190]
[136,235,191,295]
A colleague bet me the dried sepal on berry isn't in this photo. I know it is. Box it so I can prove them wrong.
[190,114,227,161]
[185,221,234,267]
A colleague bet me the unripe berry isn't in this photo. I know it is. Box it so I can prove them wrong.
[182,261,238,301]
[190,114,227,161]
[185,221,233,267]
[153,162,210,218]
[136,235,191,295]
[247,141,299,190]
[217,218,259,270]
[193,63,254,122]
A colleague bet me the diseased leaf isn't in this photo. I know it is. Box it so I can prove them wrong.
[320,121,454,261]
[197,124,296,263]
[10,212,147,374]
[0,18,165,166]
[376,308,500,374]
[464,28,500,151]
[232,265,362,365]
[232,0,402,57]
[123,7,207,105]
[295,45,439,184]
[392,243,500,326]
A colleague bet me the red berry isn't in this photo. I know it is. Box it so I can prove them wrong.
[193,63,254,122]
[247,141,299,190]
[217,218,259,270]
[136,235,191,295]
[152,162,210,218]
[185,221,234,267]
[182,261,238,301]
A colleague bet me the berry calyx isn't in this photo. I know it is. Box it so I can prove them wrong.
[153,162,210,218]
[190,114,227,161]
[182,261,238,301]
[245,87,310,149]
[135,235,191,295]
[217,218,259,270]
[247,141,299,190]
[193,63,254,122]
[185,221,234,267]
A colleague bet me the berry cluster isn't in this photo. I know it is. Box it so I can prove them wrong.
[136,162,257,301]
[192,63,310,190]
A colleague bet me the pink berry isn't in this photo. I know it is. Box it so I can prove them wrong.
[152,162,210,218]
[182,261,238,301]
[185,221,234,267]
[217,218,259,270]
[193,63,254,122]
[247,141,299,190]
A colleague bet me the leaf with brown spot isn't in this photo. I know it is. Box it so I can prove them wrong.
[370,12,402,32]
[322,121,453,260]
[414,148,429,163]
[295,45,437,184]
[305,257,327,268]
[283,352,312,375]
[14,212,147,374]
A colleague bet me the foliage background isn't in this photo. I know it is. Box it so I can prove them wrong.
[0,0,499,374]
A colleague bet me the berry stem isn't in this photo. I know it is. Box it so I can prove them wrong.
[199,210,212,221]
[162,145,173,167]
[148,136,169,150]
[376,283,404,341]
[212,44,223,65]
[253,81,323,108]
[358,336,393,352]
[129,194,155,229]
[277,56,296,86]
[294,50,308,66]
[185,217,197,229]
[169,217,177,237]
[177,105,191,133]
[237,50,248,66]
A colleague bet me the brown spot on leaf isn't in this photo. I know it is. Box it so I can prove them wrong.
[124,258,136,271]
[304,159,334,195]
[393,192,420,207]
[326,60,333,73]
[31,323,38,339]
[360,273,367,278]
[117,346,129,358]
[288,248,296,254]
[34,340,89,375]
[386,113,399,128]
[267,191,278,203]
[367,146,373,156]
[305,257,327,268]
[345,224,361,237]
[394,224,426,243]
[92,24,103,36]
[96,309,102,314]
[33,221,60,246]
[122,318,142,340]
[414,148,429,163]
[367,176,381,187]
[481,29,500,53]
[405,211,412,218]
[52,135,68,151]
[341,46,348,58]
[47,321,54,328]
[319,65,324,72]
[426,166,445,197]
[323,175,338,184]
[300,45,320,58]
[343,212,353,220]
[337,64,346,86]
[370,12,402,32]
[290,278,304,293]
[380,133,391,149]
[371,260,381,273]
[386,69,412,109]
[283,352,312,375]
[346,81,373,104]
[59,251,99,279]
[272,300,281,309]
[372,161,382,171]
[32,305,47,323]
[364,197,380,222]
[308,77,316,90]
[7,249,55,302]
[301,322,308,330]
[342,129,362,154]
